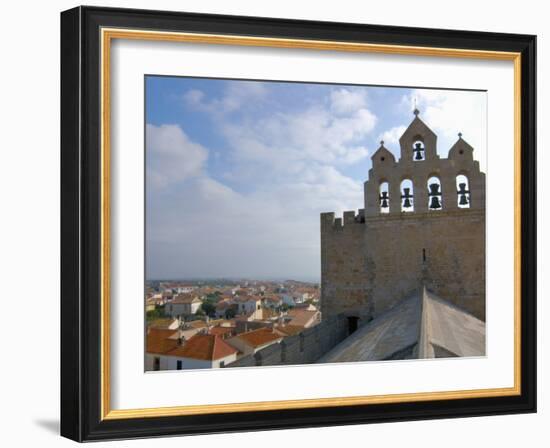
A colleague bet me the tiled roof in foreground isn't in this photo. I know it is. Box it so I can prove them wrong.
[317,287,485,363]
[167,334,238,361]
[234,328,283,348]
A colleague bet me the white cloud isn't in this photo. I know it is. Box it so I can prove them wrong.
[147,84,377,280]
[222,102,375,176]
[330,88,368,115]
[146,124,208,188]
[146,164,363,280]
[401,89,487,171]
[183,82,268,115]
[378,125,407,149]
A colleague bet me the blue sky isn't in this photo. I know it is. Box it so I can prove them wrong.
[145,76,486,281]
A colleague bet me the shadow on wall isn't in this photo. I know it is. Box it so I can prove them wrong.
[33,419,59,435]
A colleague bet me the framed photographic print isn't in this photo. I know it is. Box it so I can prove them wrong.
[60,6,537,442]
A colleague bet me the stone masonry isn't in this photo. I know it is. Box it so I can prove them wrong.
[226,315,349,368]
[321,110,486,323]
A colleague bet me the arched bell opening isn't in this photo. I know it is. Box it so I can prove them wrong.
[412,139,425,161]
[379,181,390,214]
[456,174,471,208]
[427,176,443,210]
[400,179,414,212]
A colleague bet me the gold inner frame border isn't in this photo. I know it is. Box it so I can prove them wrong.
[100,27,522,420]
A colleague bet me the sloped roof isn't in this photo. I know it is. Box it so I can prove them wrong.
[399,114,436,142]
[209,326,234,337]
[171,294,201,304]
[448,135,475,159]
[168,334,238,361]
[370,144,396,162]
[146,328,179,354]
[287,309,319,327]
[233,328,283,348]
[275,325,305,336]
[317,287,485,363]
[148,318,178,329]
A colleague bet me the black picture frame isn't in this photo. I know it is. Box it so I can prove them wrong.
[61,5,536,442]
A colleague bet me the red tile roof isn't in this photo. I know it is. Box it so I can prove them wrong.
[148,318,178,329]
[146,328,179,354]
[209,326,234,337]
[235,328,282,348]
[287,310,319,327]
[168,334,237,361]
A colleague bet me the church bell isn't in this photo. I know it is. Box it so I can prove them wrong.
[458,183,469,205]
[428,183,442,209]
[402,188,412,208]
[379,191,389,209]
[429,196,442,209]
[413,142,424,160]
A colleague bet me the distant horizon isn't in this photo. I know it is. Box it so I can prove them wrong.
[145,277,320,284]
[146,76,486,280]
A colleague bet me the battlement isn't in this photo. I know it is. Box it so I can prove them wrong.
[320,110,486,322]
[321,209,365,230]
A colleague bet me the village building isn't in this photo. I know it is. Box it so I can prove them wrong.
[226,328,283,357]
[145,296,156,312]
[284,308,321,328]
[232,295,263,315]
[146,331,238,370]
[263,296,283,309]
[148,317,180,330]
[165,294,202,317]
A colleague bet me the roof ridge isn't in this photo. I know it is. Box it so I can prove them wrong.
[417,285,432,358]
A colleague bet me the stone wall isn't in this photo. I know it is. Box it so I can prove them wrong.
[321,209,485,321]
[320,211,372,322]
[226,315,349,368]
[320,114,486,323]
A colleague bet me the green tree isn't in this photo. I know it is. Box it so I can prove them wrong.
[201,301,216,317]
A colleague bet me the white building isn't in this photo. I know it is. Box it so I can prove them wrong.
[165,294,202,317]
[233,296,262,315]
[147,334,238,370]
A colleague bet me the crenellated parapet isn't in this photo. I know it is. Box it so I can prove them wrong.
[320,109,486,322]
[320,209,365,231]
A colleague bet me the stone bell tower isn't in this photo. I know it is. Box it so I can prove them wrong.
[321,109,486,324]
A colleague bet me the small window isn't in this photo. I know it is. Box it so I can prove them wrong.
[400,179,414,212]
[154,357,160,371]
[379,181,390,213]
[456,174,471,208]
[176,360,183,370]
[219,361,225,368]
[427,176,442,210]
